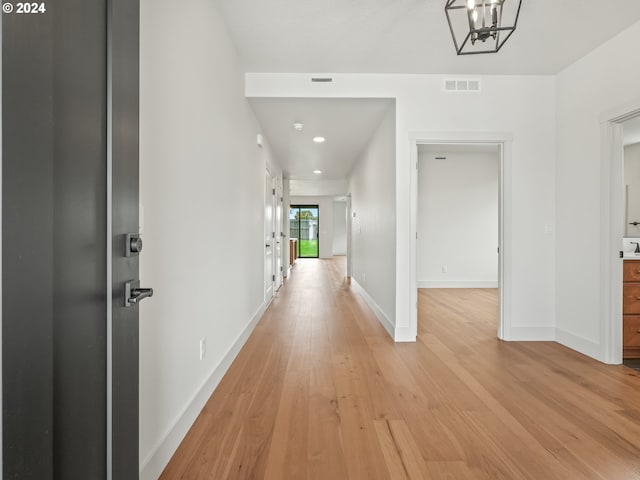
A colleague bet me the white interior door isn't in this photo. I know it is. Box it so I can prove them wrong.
[275,176,283,289]
[265,170,275,301]
[346,194,353,278]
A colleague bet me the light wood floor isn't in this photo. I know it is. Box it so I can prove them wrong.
[161,257,640,479]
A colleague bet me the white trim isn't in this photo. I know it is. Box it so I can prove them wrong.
[601,121,624,364]
[417,281,499,289]
[508,327,555,341]
[600,101,640,365]
[351,279,395,339]
[139,302,268,480]
[409,132,510,342]
[409,141,418,340]
[393,326,416,343]
[346,194,353,278]
[555,328,602,361]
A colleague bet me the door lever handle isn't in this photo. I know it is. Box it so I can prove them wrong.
[125,280,154,307]
[130,288,153,303]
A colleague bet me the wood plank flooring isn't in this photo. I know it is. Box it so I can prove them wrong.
[160,257,640,479]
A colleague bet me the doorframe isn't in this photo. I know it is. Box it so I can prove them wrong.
[409,131,512,341]
[275,176,284,290]
[346,194,353,278]
[264,168,275,302]
[600,98,640,364]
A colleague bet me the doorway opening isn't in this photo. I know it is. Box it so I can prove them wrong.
[290,205,320,258]
[622,116,640,369]
[416,143,501,337]
[601,102,640,366]
[409,132,511,342]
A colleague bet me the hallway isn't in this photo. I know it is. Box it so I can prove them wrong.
[161,257,640,479]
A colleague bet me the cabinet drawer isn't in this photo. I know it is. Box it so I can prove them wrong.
[624,261,640,281]
[623,315,640,347]
[623,284,640,313]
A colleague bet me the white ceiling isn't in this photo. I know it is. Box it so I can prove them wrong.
[234,2,640,187]
[249,98,394,180]
[215,0,640,75]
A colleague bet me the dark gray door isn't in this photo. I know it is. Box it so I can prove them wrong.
[2,6,56,478]
[2,0,141,478]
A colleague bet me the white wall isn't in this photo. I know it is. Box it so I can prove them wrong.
[625,143,640,237]
[332,201,347,255]
[139,0,281,477]
[290,196,335,259]
[247,73,556,342]
[290,178,348,197]
[348,105,397,334]
[417,147,499,288]
[556,20,640,361]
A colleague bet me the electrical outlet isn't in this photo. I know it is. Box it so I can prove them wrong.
[442,266,448,274]
[363,272,366,282]
[199,337,206,360]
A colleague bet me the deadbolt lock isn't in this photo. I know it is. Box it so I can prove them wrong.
[125,233,143,256]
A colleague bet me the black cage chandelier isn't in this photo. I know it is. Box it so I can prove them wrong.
[445,0,522,55]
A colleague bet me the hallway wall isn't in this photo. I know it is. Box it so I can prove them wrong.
[332,200,347,255]
[139,0,281,477]
[349,104,397,336]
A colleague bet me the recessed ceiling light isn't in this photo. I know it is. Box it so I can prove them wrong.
[293,122,304,131]
[313,170,323,175]
[313,136,325,143]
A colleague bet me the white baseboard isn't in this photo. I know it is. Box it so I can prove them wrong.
[555,327,602,361]
[508,326,555,341]
[417,281,499,289]
[351,279,395,340]
[139,302,267,480]
[393,325,416,343]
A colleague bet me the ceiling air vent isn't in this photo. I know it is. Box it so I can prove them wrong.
[311,77,333,83]
[444,78,481,92]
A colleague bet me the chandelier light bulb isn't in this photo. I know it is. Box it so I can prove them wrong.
[445,0,522,55]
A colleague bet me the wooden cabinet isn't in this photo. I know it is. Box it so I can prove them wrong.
[623,260,640,358]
